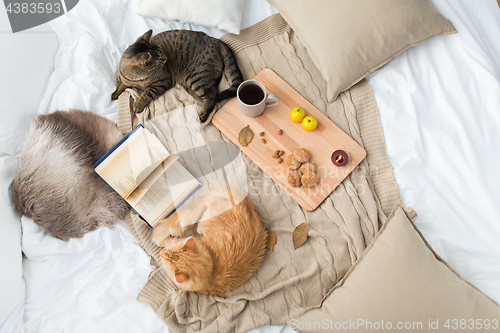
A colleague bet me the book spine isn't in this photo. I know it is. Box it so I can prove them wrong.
[131,207,154,230]
[164,182,202,220]
[93,124,144,168]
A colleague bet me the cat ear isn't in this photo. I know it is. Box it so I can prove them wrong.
[138,29,153,43]
[175,272,187,284]
[183,237,196,250]
[139,53,151,66]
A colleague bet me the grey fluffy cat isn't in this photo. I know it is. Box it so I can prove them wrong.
[111,30,243,123]
[11,110,130,241]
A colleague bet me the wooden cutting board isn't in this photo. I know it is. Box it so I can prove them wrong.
[212,69,366,211]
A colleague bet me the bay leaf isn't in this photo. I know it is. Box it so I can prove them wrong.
[238,125,254,147]
[267,231,277,251]
[292,223,307,250]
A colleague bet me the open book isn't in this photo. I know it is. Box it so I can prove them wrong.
[94,124,201,228]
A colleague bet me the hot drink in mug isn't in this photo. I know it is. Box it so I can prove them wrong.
[237,80,279,117]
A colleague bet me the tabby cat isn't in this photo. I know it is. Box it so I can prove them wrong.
[111,29,243,123]
[152,187,268,296]
[11,110,130,241]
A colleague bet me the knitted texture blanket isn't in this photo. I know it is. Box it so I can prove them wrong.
[116,14,403,333]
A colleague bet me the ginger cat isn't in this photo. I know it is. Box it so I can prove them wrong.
[151,187,267,296]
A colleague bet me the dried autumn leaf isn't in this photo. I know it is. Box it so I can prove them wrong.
[238,125,254,147]
[267,231,277,251]
[292,223,307,250]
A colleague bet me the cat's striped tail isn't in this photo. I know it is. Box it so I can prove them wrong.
[217,41,243,102]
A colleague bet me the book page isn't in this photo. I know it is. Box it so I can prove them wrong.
[95,127,170,198]
[126,154,179,207]
[130,160,201,227]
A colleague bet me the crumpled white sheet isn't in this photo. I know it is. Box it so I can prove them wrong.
[21,217,164,332]
[367,0,500,303]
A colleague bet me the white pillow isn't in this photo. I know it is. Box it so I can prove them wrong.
[136,0,246,34]
[0,153,24,332]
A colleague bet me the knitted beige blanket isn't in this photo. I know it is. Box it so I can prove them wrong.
[116,14,403,333]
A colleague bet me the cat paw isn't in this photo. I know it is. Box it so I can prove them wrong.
[152,230,176,247]
[154,236,175,248]
[198,112,209,123]
[152,224,185,243]
[133,101,146,114]
[151,233,162,246]
[111,91,120,100]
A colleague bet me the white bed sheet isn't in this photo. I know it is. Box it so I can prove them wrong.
[1,0,499,332]
[367,0,500,303]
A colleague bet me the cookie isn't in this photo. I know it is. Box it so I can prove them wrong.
[285,154,301,170]
[300,162,317,174]
[287,170,303,187]
[301,171,319,188]
[293,148,311,163]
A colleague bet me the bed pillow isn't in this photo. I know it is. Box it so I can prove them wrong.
[0,154,24,332]
[289,207,500,332]
[267,0,456,102]
[137,0,247,34]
